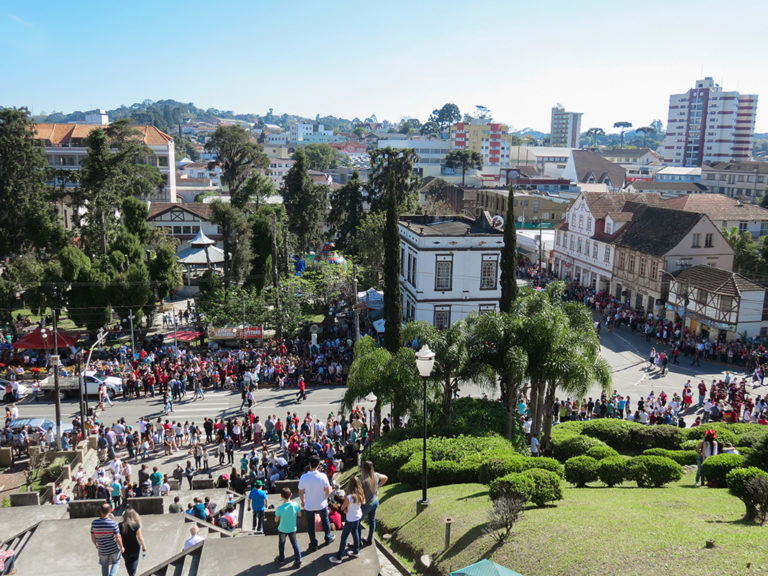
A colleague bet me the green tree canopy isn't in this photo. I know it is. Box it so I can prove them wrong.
[444,150,483,186]
[301,143,338,171]
[205,125,269,209]
[210,200,251,286]
[282,149,328,255]
[328,170,365,251]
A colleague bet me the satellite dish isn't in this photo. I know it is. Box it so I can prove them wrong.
[491,215,505,229]
[310,324,319,334]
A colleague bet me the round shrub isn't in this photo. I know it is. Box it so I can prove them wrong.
[564,456,599,487]
[732,429,768,448]
[525,456,565,478]
[580,419,636,452]
[628,425,683,451]
[478,455,564,484]
[626,455,683,487]
[521,468,563,507]
[745,434,768,471]
[642,448,698,466]
[552,435,607,461]
[586,445,620,460]
[726,466,768,520]
[680,439,700,450]
[489,472,534,502]
[683,425,737,447]
[370,438,422,476]
[701,453,743,487]
[597,456,627,487]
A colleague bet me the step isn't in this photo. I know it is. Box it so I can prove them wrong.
[188,549,201,576]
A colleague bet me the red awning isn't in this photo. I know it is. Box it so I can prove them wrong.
[173,330,202,342]
[12,327,80,349]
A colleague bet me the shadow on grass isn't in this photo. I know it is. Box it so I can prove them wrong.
[457,489,489,501]
[705,516,757,526]
[379,483,414,504]
[434,520,503,564]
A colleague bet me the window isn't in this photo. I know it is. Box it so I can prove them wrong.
[739,221,748,233]
[639,258,646,277]
[434,306,451,330]
[697,288,707,302]
[604,246,610,263]
[479,304,496,314]
[588,217,593,232]
[577,238,582,254]
[579,215,584,229]
[704,233,713,247]
[400,247,405,276]
[158,156,169,167]
[480,255,498,290]
[691,233,701,248]
[605,222,613,234]
[650,261,659,281]
[593,243,598,259]
[569,236,574,250]
[618,252,625,269]
[435,255,453,291]
[720,295,733,313]
[173,226,182,234]
[628,255,635,273]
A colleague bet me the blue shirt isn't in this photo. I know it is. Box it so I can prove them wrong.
[276,501,300,533]
[91,516,120,555]
[249,488,267,511]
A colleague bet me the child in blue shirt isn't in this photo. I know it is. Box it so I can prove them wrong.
[275,487,302,567]
[247,480,269,533]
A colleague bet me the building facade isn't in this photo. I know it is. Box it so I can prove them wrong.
[661,78,758,167]
[550,106,582,148]
[399,214,504,328]
[449,122,515,167]
[700,161,768,200]
[376,137,450,177]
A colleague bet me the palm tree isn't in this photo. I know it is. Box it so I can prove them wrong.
[613,121,632,149]
[444,150,483,186]
[465,311,528,441]
[403,320,477,425]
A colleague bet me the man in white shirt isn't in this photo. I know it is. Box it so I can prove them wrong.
[298,455,335,551]
[184,525,205,550]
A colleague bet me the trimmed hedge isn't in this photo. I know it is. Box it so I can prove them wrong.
[398,457,482,486]
[552,435,607,461]
[701,454,743,487]
[478,455,564,485]
[683,425,737,447]
[626,455,683,487]
[726,466,768,520]
[745,434,768,471]
[597,456,627,487]
[489,469,564,508]
[642,448,698,466]
[580,419,683,452]
[564,456,599,487]
[585,445,620,460]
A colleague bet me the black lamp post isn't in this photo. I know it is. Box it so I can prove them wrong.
[415,344,435,511]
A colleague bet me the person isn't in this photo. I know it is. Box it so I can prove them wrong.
[120,509,147,576]
[530,434,540,457]
[150,467,163,496]
[359,460,388,546]
[723,443,740,455]
[91,503,124,576]
[169,496,184,514]
[695,429,719,487]
[275,487,302,567]
[0,548,17,575]
[299,455,335,552]
[248,479,269,533]
[183,525,205,550]
[329,476,366,564]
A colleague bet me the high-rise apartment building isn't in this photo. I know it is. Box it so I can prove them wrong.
[661,78,758,167]
[550,106,582,148]
[449,121,514,166]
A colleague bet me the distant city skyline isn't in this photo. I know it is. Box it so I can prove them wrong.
[3,0,768,132]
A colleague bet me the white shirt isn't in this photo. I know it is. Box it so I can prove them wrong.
[299,469,330,511]
[184,534,205,550]
[345,494,363,522]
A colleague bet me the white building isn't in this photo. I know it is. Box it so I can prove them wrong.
[267,158,296,189]
[661,77,758,167]
[147,203,221,250]
[550,106,582,148]
[399,214,504,328]
[667,265,767,341]
[35,122,176,202]
[376,137,450,177]
[290,122,334,144]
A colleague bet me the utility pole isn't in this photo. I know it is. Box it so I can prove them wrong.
[353,263,360,341]
[271,212,281,338]
[127,309,136,361]
[52,310,62,450]
[283,222,290,275]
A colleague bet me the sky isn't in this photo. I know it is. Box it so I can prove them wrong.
[3,0,768,132]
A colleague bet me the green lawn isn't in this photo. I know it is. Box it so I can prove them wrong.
[12,308,78,330]
[377,473,766,576]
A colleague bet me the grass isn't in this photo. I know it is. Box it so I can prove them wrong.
[376,473,767,576]
[12,308,78,330]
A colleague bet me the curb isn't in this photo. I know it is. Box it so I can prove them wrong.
[375,536,412,576]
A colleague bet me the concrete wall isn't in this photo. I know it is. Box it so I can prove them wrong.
[68,499,108,519]
[126,497,164,515]
[10,492,40,506]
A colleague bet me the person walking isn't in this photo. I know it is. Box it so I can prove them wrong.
[275,487,302,568]
[90,503,124,576]
[299,455,335,551]
[248,480,269,533]
[358,460,388,546]
[329,476,366,564]
[120,509,147,576]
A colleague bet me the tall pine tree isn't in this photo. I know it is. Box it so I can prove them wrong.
[499,187,518,313]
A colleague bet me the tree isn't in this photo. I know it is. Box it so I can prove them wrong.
[302,143,338,171]
[0,107,63,257]
[328,170,365,251]
[444,150,483,186]
[210,201,252,286]
[249,204,287,293]
[585,127,605,149]
[282,150,328,255]
[149,244,181,301]
[121,196,151,245]
[367,148,420,213]
[635,126,656,148]
[369,148,418,352]
[613,121,632,149]
[205,125,269,209]
[420,120,441,139]
[76,119,163,256]
[398,118,421,135]
[499,188,518,313]
[722,226,763,277]
[353,211,385,285]
[433,103,461,127]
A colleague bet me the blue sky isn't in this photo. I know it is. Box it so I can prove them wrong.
[3,0,768,132]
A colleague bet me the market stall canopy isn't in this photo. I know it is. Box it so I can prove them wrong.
[450,559,524,576]
[173,330,202,342]
[12,326,80,349]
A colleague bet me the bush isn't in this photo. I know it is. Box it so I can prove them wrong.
[701,453,743,487]
[580,419,635,452]
[478,456,563,484]
[485,495,525,543]
[522,468,564,507]
[628,425,683,451]
[369,438,422,477]
[745,434,768,471]
[41,456,68,484]
[642,448,698,466]
[586,445,620,460]
[489,472,535,502]
[564,456,599,487]
[398,455,483,487]
[552,435,607,461]
[597,456,627,487]
[450,397,509,437]
[625,455,683,487]
[732,429,768,448]
[683,425,738,447]
[745,476,768,525]
[680,439,700,450]
[727,467,768,522]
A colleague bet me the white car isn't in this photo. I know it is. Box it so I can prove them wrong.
[83,372,123,398]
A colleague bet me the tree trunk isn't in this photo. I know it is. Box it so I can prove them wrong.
[506,391,515,441]
[374,401,382,439]
[533,380,547,438]
[442,375,453,425]
[529,379,540,436]
[541,382,558,454]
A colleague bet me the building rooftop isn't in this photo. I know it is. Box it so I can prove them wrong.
[34,123,173,147]
[629,181,709,193]
[399,213,503,236]
[663,194,768,222]
[599,148,660,159]
[656,166,702,176]
[570,150,627,188]
[613,203,704,256]
[581,191,663,219]
[703,161,768,174]
[672,265,763,296]
[148,202,213,221]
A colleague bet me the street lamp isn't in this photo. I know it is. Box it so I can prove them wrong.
[415,344,435,511]
[123,310,136,361]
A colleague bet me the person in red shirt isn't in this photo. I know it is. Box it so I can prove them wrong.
[296,377,306,403]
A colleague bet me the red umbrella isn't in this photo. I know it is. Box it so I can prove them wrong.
[12,327,80,349]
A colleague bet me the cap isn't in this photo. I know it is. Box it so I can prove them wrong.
[255,480,263,487]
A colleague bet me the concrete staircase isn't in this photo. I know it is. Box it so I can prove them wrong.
[0,521,39,559]
[139,538,204,576]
